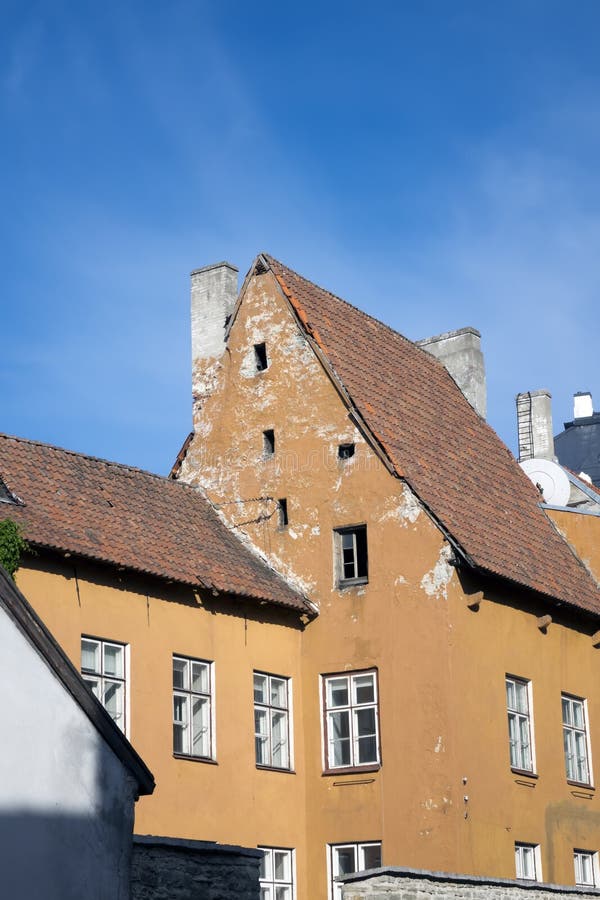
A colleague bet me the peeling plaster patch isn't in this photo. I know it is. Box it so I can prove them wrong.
[379,486,422,527]
[420,545,454,600]
[311,526,320,536]
[192,358,223,407]
[395,575,407,586]
[288,529,299,540]
[434,735,444,754]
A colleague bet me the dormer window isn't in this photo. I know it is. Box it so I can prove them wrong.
[0,478,18,505]
[254,343,268,372]
[338,443,355,460]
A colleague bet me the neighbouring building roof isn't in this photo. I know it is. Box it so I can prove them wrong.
[0,563,155,796]
[0,434,307,613]
[262,254,600,616]
[555,413,600,488]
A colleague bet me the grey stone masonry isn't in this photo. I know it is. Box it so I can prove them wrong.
[341,867,600,900]
[131,835,261,900]
[516,389,555,461]
[191,261,239,368]
[417,327,486,419]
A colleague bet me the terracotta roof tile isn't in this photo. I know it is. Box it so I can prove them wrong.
[263,254,600,616]
[0,434,307,613]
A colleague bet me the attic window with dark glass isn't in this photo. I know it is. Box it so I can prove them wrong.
[335,525,368,587]
[254,343,268,372]
[338,443,355,460]
[277,498,288,528]
[0,478,17,504]
[263,429,275,458]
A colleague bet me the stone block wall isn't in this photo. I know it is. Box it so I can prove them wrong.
[341,868,600,900]
[131,834,261,900]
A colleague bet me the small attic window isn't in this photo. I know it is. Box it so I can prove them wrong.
[277,498,289,528]
[254,342,268,372]
[338,443,355,460]
[0,478,17,504]
[263,429,275,458]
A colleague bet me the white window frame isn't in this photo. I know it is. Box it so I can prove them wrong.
[254,671,293,771]
[506,675,536,773]
[515,843,542,881]
[574,850,599,887]
[258,846,295,899]
[172,655,215,760]
[562,693,593,786]
[322,670,380,772]
[334,525,368,587]
[81,636,129,735]
[328,842,382,900]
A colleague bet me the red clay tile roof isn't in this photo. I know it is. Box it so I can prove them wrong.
[263,254,600,616]
[0,434,307,612]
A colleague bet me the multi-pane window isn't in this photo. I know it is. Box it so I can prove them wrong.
[323,671,379,770]
[562,694,591,785]
[334,525,368,586]
[258,847,294,900]
[172,656,213,759]
[81,637,127,733]
[254,672,291,770]
[329,842,381,900]
[515,843,540,881]
[506,676,534,772]
[574,850,598,887]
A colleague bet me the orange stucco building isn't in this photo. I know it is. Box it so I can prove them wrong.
[2,253,600,900]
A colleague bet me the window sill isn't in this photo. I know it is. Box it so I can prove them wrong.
[173,753,218,766]
[256,764,296,775]
[567,779,595,790]
[337,578,369,590]
[323,764,381,777]
[511,768,538,779]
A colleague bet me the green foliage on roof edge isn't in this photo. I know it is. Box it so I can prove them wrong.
[0,519,29,580]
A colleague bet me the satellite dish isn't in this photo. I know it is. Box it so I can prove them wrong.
[519,458,571,507]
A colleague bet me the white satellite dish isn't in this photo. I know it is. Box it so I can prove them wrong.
[519,458,571,507]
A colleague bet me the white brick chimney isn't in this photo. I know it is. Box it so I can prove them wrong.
[191,261,238,425]
[573,391,593,419]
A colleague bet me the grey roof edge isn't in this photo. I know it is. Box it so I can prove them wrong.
[417,325,481,345]
[134,834,262,858]
[338,865,600,894]
[190,261,239,276]
[0,564,155,796]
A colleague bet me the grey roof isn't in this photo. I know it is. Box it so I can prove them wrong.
[555,413,600,487]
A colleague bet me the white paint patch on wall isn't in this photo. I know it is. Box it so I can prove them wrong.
[420,545,454,600]
[378,485,422,527]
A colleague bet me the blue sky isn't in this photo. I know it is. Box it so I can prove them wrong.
[2,1,600,474]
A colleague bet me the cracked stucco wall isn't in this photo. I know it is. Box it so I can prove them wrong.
[177,268,600,897]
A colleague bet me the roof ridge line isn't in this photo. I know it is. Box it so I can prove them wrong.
[0,432,177,484]
[263,253,419,348]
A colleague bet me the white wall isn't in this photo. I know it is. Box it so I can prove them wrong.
[0,605,137,899]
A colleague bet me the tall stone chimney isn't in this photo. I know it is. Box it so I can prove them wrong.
[516,390,555,461]
[417,327,486,418]
[191,261,238,424]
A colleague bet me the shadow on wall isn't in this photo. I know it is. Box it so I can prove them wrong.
[0,809,133,900]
